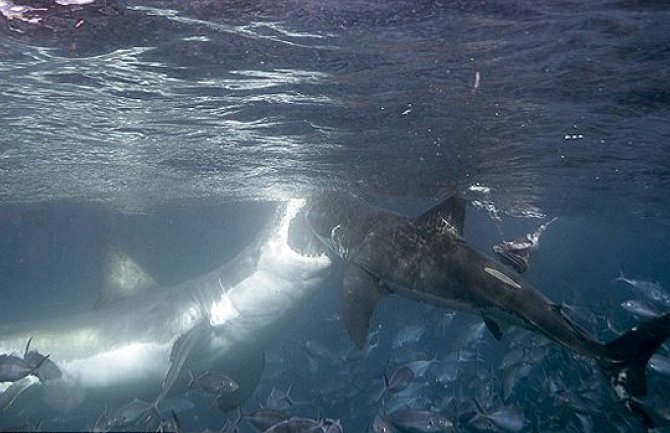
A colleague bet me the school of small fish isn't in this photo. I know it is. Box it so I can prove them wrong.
[1,222,669,433]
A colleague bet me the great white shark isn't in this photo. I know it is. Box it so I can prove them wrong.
[0,199,331,427]
[304,191,670,424]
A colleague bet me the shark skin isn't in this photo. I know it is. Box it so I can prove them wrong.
[0,199,331,424]
[304,191,670,424]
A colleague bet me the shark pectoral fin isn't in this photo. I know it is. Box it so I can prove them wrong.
[482,315,504,341]
[343,265,390,349]
[94,246,160,309]
[416,193,467,237]
[157,322,211,406]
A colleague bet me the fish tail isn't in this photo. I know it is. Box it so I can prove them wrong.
[170,410,183,433]
[615,268,627,283]
[186,369,196,389]
[472,398,485,415]
[232,406,243,426]
[599,312,670,425]
[30,353,50,380]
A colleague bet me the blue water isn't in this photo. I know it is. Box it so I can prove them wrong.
[0,0,669,431]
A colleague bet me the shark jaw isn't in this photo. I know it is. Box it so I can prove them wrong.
[208,198,331,335]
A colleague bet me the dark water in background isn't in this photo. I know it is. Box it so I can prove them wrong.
[0,0,670,431]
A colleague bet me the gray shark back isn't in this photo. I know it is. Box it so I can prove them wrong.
[305,191,670,426]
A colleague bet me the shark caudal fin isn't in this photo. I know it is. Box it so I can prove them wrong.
[600,312,670,399]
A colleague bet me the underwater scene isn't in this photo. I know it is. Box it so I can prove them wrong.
[0,0,669,432]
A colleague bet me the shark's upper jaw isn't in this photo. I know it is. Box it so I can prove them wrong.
[257,198,331,280]
[281,199,330,260]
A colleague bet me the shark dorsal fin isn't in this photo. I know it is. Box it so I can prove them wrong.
[343,264,390,349]
[416,193,467,237]
[94,247,159,309]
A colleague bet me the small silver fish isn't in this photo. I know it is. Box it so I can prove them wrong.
[24,337,61,382]
[384,365,415,393]
[169,410,183,433]
[616,271,670,307]
[486,407,525,432]
[0,354,47,382]
[387,408,452,433]
[265,384,293,410]
[188,370,239,394]
[91,410,113,433]
[621,299,660,318]
[649,354,670,376]
[304,340,334,359]
[108,398,157,427]
[246,408,291,431]
[493,218,556,273]
[392,324,425,349]
[372,413,396,433]
[260,416,338,433]
[220,419,241,433]
[465,399,525,433]
[322,418,343,433]
[404,358,440,377]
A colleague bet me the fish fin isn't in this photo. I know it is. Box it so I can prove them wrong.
[233,405,243,425]
[492,239,530,273]
[482,315,504,341]
[600,311,670,400]
[24,336,33,358]
[343,264,390,348]
[615,268,627,283]
[30,354,51,377]
[416,193,467,237]
[383,373,390,389]
[170,410,183,433]
[282,383,294,407]
[472,398,486,415]
[625,400,657,428]
[94,246,159,309]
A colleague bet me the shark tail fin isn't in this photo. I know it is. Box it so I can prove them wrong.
[601,312,670,399]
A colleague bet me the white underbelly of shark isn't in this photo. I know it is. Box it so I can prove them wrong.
[0,199,331,424]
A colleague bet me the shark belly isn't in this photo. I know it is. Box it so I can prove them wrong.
[0,199,332,424]
[0,292,199,401]
[387,281,477,314]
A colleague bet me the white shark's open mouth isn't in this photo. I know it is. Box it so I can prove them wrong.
[259,198,331,283]
[284,199,330,259]
[208,199,331,328]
